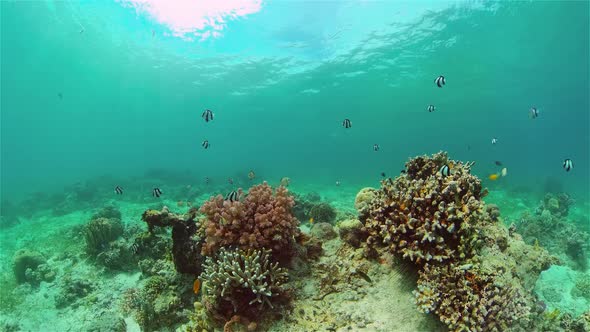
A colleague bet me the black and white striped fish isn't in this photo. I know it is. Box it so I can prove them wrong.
[491,137,498,145]
[439,164,451,177]
[427,105,435,112]
[563,159,573,172]
[130,242,140,255]
[202,109,214,122]
[225,190,240,202]
[342,118,352,128]
[373,144,379,151]
[114,186,123,194]
[435,75,446,88]
[152,187,162,198]
[530,107,539,119]
[202,140,209,149]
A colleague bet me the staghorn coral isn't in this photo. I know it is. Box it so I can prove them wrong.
[415,262,532,332]
[361,151,487,264]
[200,181,300,262]
[201,247,289,322]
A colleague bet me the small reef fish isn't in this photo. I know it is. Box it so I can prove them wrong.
[193,279,201,295]
[248,170,255,180]
[225,190,240,202]
[130,243,140,255]
[309,217,314,224]
[114,186,123,195]
[151,29,155,37]
[381,172,386,177]
[342,118,352,128]
[491,137,498,145]
[427,105,435,112]
[563,158,573,172]
[495,161,502,166]
[439,164,451,177]
[280,177,290,187]
[202,140,209,149]
[202,109,214,122]
[530,107,539,119]
[489,167,508,180]
[58,92,63,100]
[373,144,379,151]
[228,178,234,185]
[152,188,162,198]
[400,169,406,174]
[335,181,341,186]
[435,75,446,88]
[205,177,210,185]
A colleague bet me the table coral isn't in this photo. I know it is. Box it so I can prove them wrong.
[200,181,300,262]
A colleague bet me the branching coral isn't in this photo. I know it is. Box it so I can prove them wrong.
[415,263,532,332]
[200,181,300,261]
[201,247,289,322]
[358,152,554,331]
[361,151,487,264]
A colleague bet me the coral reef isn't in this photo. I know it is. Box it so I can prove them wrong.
[358,152,555,331]
[200,181,300,262]
[292,192,321,221]
[121,273,194,331]
[310,222,337,241]
[309,202,337,224]
[354,187,377,222]
[200,247,290,322]
[140,206,203,274]
[361,151,486,264]
[13,249,46,284]
[536,193,575,218]
[55,275,95,309]
[338,218,367,248]
[84,217,124,255]
[572,274,590,301]
[517,195,589,271]
[415,263,531,331]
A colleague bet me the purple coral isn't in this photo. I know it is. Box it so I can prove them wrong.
[200,181,300,261]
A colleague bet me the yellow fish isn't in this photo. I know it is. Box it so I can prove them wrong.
[309,217,314,224]
[193,279,201,295]
[488,173,500,181]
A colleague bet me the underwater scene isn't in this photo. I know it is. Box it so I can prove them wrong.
[1,1,589,331]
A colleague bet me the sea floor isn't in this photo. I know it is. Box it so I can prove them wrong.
[0,184,588,331]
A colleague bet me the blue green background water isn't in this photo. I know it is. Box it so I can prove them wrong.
[2,1,589,202]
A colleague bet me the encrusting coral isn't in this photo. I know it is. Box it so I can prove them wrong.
[199,181,300,262]
[200,247,289,322]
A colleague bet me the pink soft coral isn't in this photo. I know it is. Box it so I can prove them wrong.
[200,182,300,261]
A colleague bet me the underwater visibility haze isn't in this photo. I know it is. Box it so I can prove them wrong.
[1,1,589,331]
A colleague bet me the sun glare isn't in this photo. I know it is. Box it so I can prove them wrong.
[118,0,263,40]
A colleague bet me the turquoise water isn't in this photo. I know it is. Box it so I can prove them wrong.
[1,1,589,331]
[2,1,588,200]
